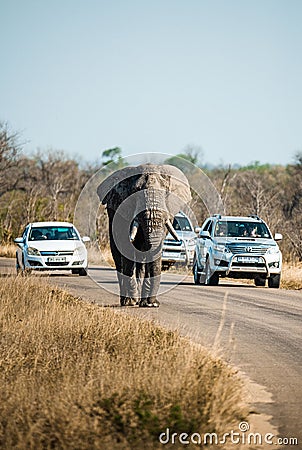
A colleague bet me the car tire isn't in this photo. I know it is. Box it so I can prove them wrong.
[255,277,266,287]
[268,274,281,288]
[71,269,80,275]
[79,268,88,276]
[204,259,219,286]
[193,262,201,285]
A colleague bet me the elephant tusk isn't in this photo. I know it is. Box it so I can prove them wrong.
[165,219,180,241]
[130,220,139,242]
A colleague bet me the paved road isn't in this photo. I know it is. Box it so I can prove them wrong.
[1,257,301,448]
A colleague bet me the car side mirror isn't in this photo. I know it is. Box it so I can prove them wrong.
[14,237,24,247]
[194,226,201,234]
[14,237,24,244]
[274,233,283,241]
[199,230,211,239]
[82,236,91,243]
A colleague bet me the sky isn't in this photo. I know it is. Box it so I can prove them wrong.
[1,0,302,167]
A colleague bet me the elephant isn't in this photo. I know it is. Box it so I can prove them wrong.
[97,164,191,307]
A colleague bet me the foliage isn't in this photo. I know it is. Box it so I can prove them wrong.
[0,122,301,262]
[101,146,126,170]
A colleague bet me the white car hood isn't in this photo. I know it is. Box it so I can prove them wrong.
[27,240,82,251]
[165,231,196,242]
[215,237,278,247]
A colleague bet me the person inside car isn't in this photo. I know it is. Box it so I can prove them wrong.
[215,222,228,236]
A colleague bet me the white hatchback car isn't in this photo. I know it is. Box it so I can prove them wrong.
[14,221,90,275]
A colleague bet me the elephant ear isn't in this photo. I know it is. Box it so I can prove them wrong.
[160,164,192,216]
[97,166,140,210]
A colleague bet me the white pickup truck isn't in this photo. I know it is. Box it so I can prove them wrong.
[193,215,282,288]
[162,211,197,270]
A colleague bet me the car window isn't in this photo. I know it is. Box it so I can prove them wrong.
[214,221,271,238]
[202,220,213,233]
[172,217,193,231]
[28,226,80,241]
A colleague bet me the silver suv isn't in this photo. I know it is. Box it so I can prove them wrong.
[162,211,197,270]
[193,215,282,288]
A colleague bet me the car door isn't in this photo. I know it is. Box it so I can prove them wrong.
[16,226,29,268]
[196,219,213,269]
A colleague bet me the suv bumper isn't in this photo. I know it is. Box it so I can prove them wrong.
[212,253,281,277]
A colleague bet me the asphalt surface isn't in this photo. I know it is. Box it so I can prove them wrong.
[1,257,301,449]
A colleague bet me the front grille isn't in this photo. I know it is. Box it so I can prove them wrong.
[45,262,70,267]
[227,245,268,255]
[41,251,74,256]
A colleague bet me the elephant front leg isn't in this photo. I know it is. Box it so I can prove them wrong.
[120,257,139,306]
[139,257,161,307]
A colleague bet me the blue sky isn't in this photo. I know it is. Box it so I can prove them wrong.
[1,0,301,166]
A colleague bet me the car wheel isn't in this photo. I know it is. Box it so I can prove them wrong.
[79,268,88,276]
[255,277,266,287]
[193,262,201,285]
[204,259,219,286]
[268,274,280,288]
[71,269,80,275]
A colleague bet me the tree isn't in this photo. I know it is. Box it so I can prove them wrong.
[101,147,123,166]
[282,153,302,260]
[0,122,22,197]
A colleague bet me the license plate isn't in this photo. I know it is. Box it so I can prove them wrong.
[236,256,259,263]
[47,256,66,263]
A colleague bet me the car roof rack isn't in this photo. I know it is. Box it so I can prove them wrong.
[248,214,261,220]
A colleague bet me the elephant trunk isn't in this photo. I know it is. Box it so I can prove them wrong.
[130,187,181,251]
[165,219,180,241]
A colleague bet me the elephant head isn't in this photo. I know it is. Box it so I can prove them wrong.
[97,164,191,307]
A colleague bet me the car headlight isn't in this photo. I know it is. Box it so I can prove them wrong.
[266,246,280,255]
[186,238,197,247]
[74,246,86,258]
[213,244,231,253]
[27,247,41,256]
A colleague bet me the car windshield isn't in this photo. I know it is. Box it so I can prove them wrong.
[28,226,80,241]
[214,221,271,238]
[173,217,193,232]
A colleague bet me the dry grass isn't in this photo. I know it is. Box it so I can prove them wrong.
[0,243,16,258]
[0,276,246,449]
[87,242,114,266]
[281,262,302,290]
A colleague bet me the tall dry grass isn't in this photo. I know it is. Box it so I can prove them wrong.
[0,243,16,258]
[0,276,246,449]
[281,262,302,290]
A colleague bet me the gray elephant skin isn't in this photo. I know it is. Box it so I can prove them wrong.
[97,164,191,307]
